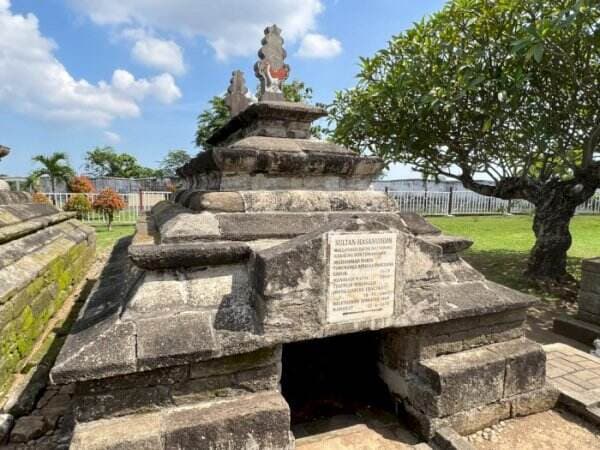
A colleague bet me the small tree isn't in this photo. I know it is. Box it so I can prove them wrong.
[64,194,92,220]
[69,176,94,193]
[92,188,125,231]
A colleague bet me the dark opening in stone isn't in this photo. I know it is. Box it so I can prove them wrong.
[281,331,394,428]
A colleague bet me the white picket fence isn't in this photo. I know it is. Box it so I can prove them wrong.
[45,191,171,224]
[387,190,600,216]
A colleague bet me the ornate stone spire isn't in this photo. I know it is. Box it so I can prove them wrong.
[254,24,290,101]
[225,70,250,117]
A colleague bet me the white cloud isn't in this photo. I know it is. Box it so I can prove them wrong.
[129,33,185,75]
[69,0,326,60]
[297,33,342,59]
[0,1,182,127]
[104,131,121,143]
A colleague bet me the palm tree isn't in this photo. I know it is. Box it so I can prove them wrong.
[24,171,42,192]
[31,152,74,193]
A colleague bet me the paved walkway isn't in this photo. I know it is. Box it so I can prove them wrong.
[544,343,600,418]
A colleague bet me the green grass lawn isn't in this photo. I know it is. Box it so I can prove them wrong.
[429,215,600,297]
[92,224,136,252]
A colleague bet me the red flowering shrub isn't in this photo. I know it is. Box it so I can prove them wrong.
[92,188,125,230]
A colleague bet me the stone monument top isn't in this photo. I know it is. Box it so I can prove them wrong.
[225,70,250,117]
[254,24,290,101]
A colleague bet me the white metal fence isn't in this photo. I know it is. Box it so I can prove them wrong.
[387,190,600,216]
[44,191,171,224]
[42,190,600,223]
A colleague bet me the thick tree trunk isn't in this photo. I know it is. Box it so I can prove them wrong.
[527,201,576,281]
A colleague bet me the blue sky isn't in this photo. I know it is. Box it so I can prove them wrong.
[0,0,446,177]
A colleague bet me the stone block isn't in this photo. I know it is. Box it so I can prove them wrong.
[136,311,217,369]
[432,427,476,450]
[9,415,50,443]
[412,346,506,416]
[445,401,511,436]
[509,386,559,417]
[71,410,162,450]
[578,290,600,316]
[486,339,545,397]
[553,315,600,346]
[580,270,600,295]
[75,384,172,422]
[163,392,293,449]
[190,346,281,379]
[51,319,137,384]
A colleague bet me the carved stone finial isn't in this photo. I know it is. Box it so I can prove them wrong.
[225,70,250,117]
[254,24,290,101]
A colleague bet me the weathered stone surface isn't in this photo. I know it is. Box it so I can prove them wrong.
[225,70,250,116]
[187,189,397,213]
[411,346,506,417]
[578,291,600,316]
[487,339,545,397]
[136,312,218,369]
[432,427,476,450]
[187,191,245,212]
[206,101,326,147]
[163,392,293,449]
[71,410,163,450]
[580,269,600,294]
[254,25,289,101]
[129,241,251,269]
[10,415,50,443]
[510,386,559,417]
[553,314,600,346]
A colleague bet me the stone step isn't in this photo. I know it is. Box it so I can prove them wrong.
[408,338,546,418]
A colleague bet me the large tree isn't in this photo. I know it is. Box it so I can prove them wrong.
[329,0,600,282]
[31,152,75,193]
[85,147,157,178]
[195,80,321,149]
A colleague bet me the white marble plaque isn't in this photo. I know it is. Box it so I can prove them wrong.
[327,231,397,323]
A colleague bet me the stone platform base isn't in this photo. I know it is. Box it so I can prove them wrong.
[71,391,294,450]
[553,315,600,347]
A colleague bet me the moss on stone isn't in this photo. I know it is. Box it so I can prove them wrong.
[0,228,95,397]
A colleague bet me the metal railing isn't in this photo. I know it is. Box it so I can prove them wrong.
[387,190,600,216]
[44,191,171,224]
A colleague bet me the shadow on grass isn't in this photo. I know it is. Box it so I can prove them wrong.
[463,249,587,348]
[462,250,583,300]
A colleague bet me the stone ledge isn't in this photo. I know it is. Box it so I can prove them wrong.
[0,212,76,245]
[207,100,327,145]
[70,391,293,450]
[129,241,251,269]
[553,315,600,347]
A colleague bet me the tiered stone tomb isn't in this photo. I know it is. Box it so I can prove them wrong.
[52,25,557,449]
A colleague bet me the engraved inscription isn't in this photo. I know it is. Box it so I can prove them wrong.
[327,232,397,323]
